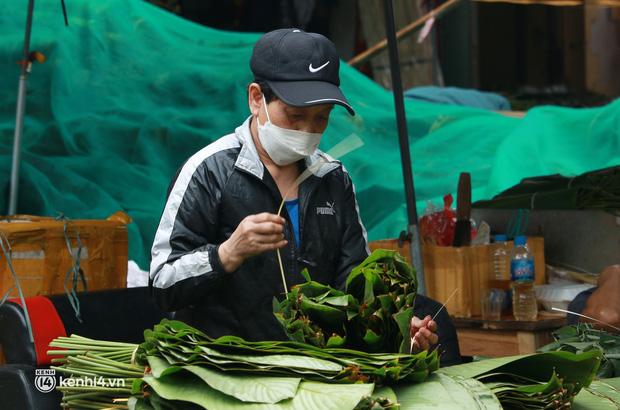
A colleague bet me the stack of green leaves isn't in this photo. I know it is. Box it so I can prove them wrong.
[47,325,604,409]
[130,355,395,410]
[539,323,620,378]
[132,319,420,409]
[136,319,439,385]
[273,249,417,353]
[47,326,403,410]
[437,350,601,409]
[394,350,602,409]
[573,376,620,409]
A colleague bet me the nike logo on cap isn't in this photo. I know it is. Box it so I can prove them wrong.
[309,61,330,73]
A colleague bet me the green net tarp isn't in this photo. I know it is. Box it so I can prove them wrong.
[1,1,619,269]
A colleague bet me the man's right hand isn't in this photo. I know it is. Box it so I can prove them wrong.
[218,213,287,273]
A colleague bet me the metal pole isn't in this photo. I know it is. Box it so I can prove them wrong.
[383,0,427,294]
[8,0,35,215]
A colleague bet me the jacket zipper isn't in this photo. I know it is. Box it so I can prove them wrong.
[236,166,298,280]
[297,176,321,271]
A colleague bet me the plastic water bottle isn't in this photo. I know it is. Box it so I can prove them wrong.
[510,235,538,321]
[493,235,509,281]
[490,234,511,314]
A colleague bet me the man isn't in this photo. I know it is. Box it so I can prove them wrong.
[149,28,438,352]
[568,264,620,331]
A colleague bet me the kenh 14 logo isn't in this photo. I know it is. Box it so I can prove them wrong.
[35,369,57,393]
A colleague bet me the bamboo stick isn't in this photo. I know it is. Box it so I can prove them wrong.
[348,0,463,67]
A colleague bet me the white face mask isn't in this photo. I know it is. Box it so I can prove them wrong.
[257,94,323,166]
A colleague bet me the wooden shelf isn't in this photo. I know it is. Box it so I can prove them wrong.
[454,315,565,357]
[453,315,566,331]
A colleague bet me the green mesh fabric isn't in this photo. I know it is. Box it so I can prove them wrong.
[1,1,619,269]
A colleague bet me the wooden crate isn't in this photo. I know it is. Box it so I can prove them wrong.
[369,237,545,318]
[0,213,129,299]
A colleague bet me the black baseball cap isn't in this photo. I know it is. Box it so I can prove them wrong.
[250,28,355,116]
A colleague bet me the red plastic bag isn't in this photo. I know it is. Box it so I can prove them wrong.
[419,194,456,246]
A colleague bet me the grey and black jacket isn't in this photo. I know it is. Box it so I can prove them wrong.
[149,117,370,341]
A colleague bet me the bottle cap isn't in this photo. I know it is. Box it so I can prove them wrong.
[494,234,508,242]
[514,235,527,246]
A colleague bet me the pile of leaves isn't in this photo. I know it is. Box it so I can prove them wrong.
[133,356,386,410]
[539,323,620,378]
[48,322,605,409]
[572,377,620,409]
[273,250,417,353]
[48,319,436,409]
[132,319,416,409]
[398,350,603,409]
[137,319,439,385]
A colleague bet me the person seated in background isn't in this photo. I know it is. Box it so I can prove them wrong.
[567,265,620,331]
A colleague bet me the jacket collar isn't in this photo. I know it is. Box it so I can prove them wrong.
[234,116,340,180]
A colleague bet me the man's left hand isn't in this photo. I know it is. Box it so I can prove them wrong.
[410,315,439,352]
[582,265,620,331]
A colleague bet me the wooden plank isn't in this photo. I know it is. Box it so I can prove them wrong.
[498,110,526,118]
[458,328,556,357]
[457,328,521,356]
[561,7,585,91]
[585,4,620,96]
[453,316,566,331]
[516,331,537,354]
[478,3,519,90]
[357,0,436,89]
[523,5,551,88]
[517,330,554,354]
[349,0,463,67]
